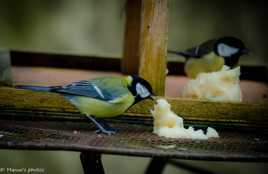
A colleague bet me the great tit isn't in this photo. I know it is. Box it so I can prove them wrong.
[17,75,154,135]
[168,36,249,78]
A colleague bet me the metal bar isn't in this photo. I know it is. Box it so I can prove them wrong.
[145,157,168,174]
[80,151,105,174]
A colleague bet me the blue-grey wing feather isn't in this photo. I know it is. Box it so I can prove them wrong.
[171,39,216,58]
[51,80,128,101]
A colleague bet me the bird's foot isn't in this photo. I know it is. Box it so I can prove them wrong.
[95,128,117,136]
[95,122,118,135]
[86,115,118,135]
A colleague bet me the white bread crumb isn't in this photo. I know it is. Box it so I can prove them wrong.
[182,66,242,102]
[151,99,219,139]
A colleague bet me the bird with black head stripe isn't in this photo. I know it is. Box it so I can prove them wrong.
[17,75,154,135]
[168,36,249,78]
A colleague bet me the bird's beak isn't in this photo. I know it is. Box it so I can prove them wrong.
[241,48,250,55]
[149,95,157,101]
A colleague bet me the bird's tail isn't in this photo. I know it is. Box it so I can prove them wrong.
[168,50,190,60]
[167,50,184,56]
[16,85,53,92]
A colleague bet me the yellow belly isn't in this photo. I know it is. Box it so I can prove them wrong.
[68,94,135,118]
[184,52,224,78]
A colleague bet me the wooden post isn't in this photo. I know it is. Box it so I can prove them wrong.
[138,0,168,96]
[122,0,168,95]
[122,0,142,75]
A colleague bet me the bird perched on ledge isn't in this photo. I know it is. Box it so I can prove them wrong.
[17,75,154,135]
[168,36,249,78]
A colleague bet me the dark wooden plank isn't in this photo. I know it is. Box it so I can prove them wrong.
[9,50,268,82]
[10,50,121,72]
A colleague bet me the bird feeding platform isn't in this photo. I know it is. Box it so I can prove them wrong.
[0,87,268,173]
[1,0,268,174]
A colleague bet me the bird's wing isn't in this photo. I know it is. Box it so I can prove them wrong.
[51,77,129,102]
[169,39,216,58]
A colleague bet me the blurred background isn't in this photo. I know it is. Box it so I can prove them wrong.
[0,0,267,66]
[0,0,267,173]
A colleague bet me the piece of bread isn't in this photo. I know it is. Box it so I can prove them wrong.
[182,66,242,102]
[151,99,219,139]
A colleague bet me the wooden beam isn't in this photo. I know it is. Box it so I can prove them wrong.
[8,50,268,82]
[1,87,267,128]
[10,50,121,72]
[139,0,168,96]
[128,98,268,128]
[122,0,142,74]
[0,87,77,115]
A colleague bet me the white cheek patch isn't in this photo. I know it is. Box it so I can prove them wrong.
[218,43,239,57]
[136,83,150,98]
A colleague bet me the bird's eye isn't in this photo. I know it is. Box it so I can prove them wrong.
[218,43,239,57]
[136,83,150,98]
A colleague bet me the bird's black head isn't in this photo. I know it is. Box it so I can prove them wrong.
[213,36,249,67]
[127,75,154,104]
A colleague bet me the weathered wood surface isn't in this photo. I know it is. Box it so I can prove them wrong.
[0,87,79,122]
[0,87,267,128]
[128,99,268,128]
[122,0,142,75]
[122,0,169,94]
[138,0,168,96]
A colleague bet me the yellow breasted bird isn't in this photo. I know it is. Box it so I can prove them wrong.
[168,36,249,78]
[17,75,154,135]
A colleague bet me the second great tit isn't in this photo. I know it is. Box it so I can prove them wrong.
[168,36,249,78]
[17,75,154,135]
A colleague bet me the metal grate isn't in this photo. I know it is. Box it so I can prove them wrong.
[0,118,267,161]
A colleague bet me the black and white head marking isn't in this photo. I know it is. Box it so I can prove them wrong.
[136,83,150,98]
[213,36,249,67]
[127,75,153,103]
[214,36,248,58]
[217,43,239,57]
